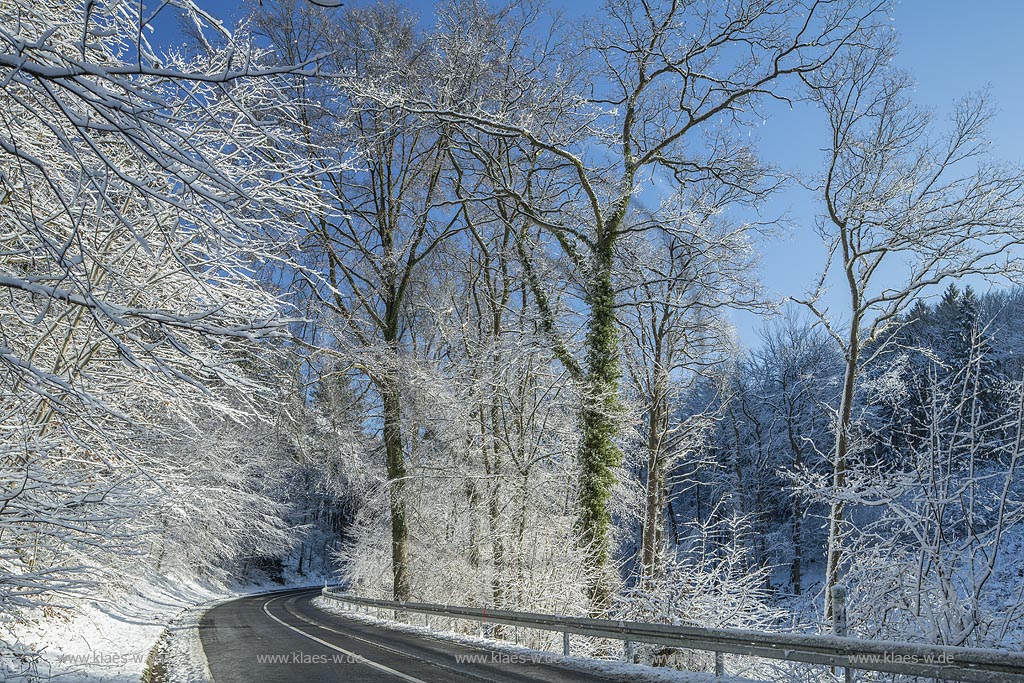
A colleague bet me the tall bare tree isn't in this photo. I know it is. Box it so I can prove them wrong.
[799,40,1024,619]
[253,1,473,601]
[619,192,760,583]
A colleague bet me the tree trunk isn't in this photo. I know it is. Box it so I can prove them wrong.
[824,332,859,619]
[578,236,623,612]
[466,446,482,571]
[640,366,668,582]
[786,402,804,595]
[382,376,410,602]
[484,421,506,635]
[487,423,506,605]
[791,511,802,595]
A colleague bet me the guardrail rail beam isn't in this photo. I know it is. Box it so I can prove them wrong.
[320,588,1024,683]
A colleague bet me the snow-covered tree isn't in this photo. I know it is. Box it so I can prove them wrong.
[799,38,1024,619]
[619,189,761,585]
[842,341,1024,647]
[0,0,328,666]
[385,0,888,613]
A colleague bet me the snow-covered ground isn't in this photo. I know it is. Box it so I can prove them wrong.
[10,575,217,683]
[311,595,762,683]
[10,573,320,683]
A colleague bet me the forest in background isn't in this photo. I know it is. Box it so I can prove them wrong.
[3,0,1024,679]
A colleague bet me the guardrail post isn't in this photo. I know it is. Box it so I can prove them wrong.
[832,585,847,637]
[624,640,634,662]
[832,585,853,683]
[714,651,724,678]
[563,630,570,656]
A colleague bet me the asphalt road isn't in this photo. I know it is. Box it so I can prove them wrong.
[199,587,629,683]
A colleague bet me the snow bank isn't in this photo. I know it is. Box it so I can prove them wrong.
[10,575,222,682]
[10,574,316,682]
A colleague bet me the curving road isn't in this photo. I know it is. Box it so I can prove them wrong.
[199,588,630,683]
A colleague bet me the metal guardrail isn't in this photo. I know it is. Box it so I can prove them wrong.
[320,587,1024,683]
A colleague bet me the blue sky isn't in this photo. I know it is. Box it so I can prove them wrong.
[733,0,1024,345]
[717,1,1024,344]
[158,0,1024,346]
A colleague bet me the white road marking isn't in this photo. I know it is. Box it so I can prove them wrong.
[281,601,494,682]
[261,595,430,683]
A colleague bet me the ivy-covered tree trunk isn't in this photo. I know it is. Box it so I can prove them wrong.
[578,233,623,611]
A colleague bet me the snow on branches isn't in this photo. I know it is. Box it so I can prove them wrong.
[0,0,331,668]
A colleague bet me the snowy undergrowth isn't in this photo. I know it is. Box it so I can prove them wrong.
[311,595,762,683]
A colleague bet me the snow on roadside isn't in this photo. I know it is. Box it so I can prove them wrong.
[311,595,761,683]
[12,574,221,683]
[11,574,317,683]
[148,593,223,683]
